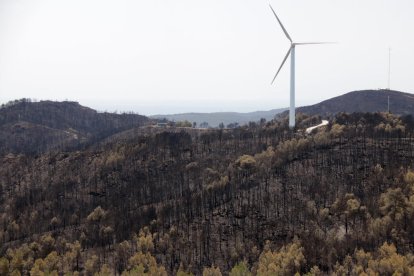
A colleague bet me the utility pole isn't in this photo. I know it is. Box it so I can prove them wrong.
[387,48,391,113]
[388,47,391,90]
[388,96,390,113]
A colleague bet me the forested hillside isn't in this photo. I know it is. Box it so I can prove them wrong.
[0,99,149,154]
[1,111,414,275]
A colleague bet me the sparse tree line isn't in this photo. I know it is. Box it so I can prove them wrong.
[1,112,414,274]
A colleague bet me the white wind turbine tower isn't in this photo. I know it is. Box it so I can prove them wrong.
[269,5,333,128]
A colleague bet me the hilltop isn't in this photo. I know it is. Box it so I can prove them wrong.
[297,89,414,116]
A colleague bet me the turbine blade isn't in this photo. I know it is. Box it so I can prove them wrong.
[269,4,292,43]
[295,42,337,45]
[271,47,292,85]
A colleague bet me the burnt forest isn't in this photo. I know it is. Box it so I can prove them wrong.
[1,99,414,275]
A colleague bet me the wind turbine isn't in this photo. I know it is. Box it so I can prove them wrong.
[269,5,332,128]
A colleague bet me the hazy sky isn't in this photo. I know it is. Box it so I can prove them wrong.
[0,0,413,115]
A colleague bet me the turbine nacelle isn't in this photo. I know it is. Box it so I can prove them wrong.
[270,4,335,84]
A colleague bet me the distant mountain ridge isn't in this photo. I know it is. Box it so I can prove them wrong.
[297,89,414,116]
[151,90,414,127]
[1,89,413,154]
[150,108,288,127]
